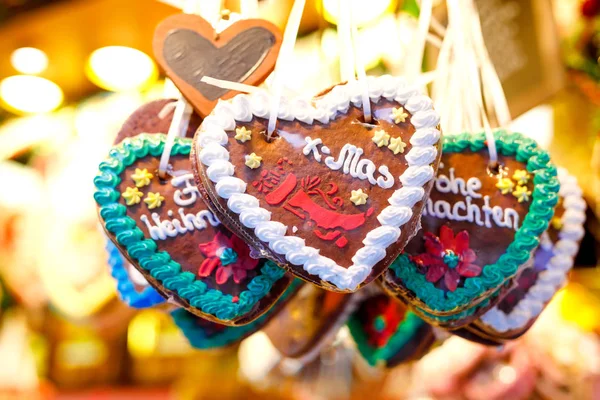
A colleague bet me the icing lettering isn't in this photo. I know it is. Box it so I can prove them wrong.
[423,170,520,231]
[302,137,395,189]
[139,171,220,240]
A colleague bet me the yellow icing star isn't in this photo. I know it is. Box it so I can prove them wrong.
[144,192,165,209]
[391,107,409,124]
[551,216,563,230]
[245,153,262,169]
[234,126,252,143]
[372,129,390,147]
[512,185,531,203]
[122,187,144,206]
[131,168,153,187]
[496,178,515,195]
[388,136,407,154]
[512,169,530,185]
[350,189,369,206]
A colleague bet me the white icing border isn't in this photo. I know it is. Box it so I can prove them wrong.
[480,168,586,332]
[196,75,441,290]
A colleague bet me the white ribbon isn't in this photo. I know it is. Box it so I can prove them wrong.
[266,0,306,138]
[432,0,510,167]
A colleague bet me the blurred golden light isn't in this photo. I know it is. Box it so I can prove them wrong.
[321,0,395,27]
[0,76,63,114]
[86,46,158,92]
[10,47,49,75]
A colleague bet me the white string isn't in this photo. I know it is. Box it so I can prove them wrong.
[266,0,306,138]
[350,13,371,122]
[432,0,506,167]
[240,0,258,19]
[337,0,355,82]
[201,76,263,93]
[405,0,433,82]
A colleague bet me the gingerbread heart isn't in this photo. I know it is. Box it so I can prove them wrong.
[192,76,442,291]
[381,131,560,328]
[153,14,282,117]
[347,292,433,368]
[263,285,356,361]
[106,240,166,308]
[172,279,302,349]
[474,168,586,340]
[94,133,294,325]
[114,98,203,144]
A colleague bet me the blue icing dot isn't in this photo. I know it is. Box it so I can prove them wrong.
[373,316,386,332]
[219,248,238,266]
[443,251,459,269]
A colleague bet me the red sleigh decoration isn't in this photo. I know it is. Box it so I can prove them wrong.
[252,158,374,248]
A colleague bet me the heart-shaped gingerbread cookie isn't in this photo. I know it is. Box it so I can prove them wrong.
[172,279,302,349]
[348,292,434,368]
[153,14,282,117]
[473,168,586,341]
[94,133,294,325]
[381,131,560,328]
[192,76,442,291]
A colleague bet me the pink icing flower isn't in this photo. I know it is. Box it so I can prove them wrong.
[412,225,482,292]
[198,232,259,285]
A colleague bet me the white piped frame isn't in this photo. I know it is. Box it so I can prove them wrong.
[194,75,442,291]
[479,168,586,333]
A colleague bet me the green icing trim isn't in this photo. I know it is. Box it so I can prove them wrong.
[93,133,286,322]
[348,311,425,367]
[390,131,559,313]
[172,279,302,349]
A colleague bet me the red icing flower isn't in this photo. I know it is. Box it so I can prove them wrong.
[198,232,259,285]
[364,295,406,348]
[412,225,482,292]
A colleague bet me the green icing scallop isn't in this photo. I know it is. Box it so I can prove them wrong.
[390,130,559,313]
[94,133,287,322]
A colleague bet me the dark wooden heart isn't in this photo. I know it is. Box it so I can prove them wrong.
[381,131,560,328]
[153,14,282,117]
[263,285,355,359]
[94,133,294,325]
[192,76,443,292]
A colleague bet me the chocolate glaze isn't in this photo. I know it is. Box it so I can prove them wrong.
[114,99,203,145]
[106,152,293,325]
[263,285,353,358]
[164,27,276,101]
[383,151,534,314]
[194,96,441,291]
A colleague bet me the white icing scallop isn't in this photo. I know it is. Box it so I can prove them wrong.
[481,168,586,332]
[195,75,441,290]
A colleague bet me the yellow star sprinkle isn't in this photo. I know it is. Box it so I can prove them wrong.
[350,189,369,206]
[144,192,165,209]
[245,153,262,169]
[512,169,530,185]
[496,178,515,195]
[234,126,252,143]
[122,187,144,206]
[391,107,409,124]
[512,185,531,203]
[388,136,407,154]
[551,216,563,230]
[372,129,390,147]
[131,168,153,187]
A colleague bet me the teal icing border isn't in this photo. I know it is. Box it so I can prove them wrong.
[93,133,286,322]
[172,279,302,349]
[348,310,425,367]
[390,131,560,313]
